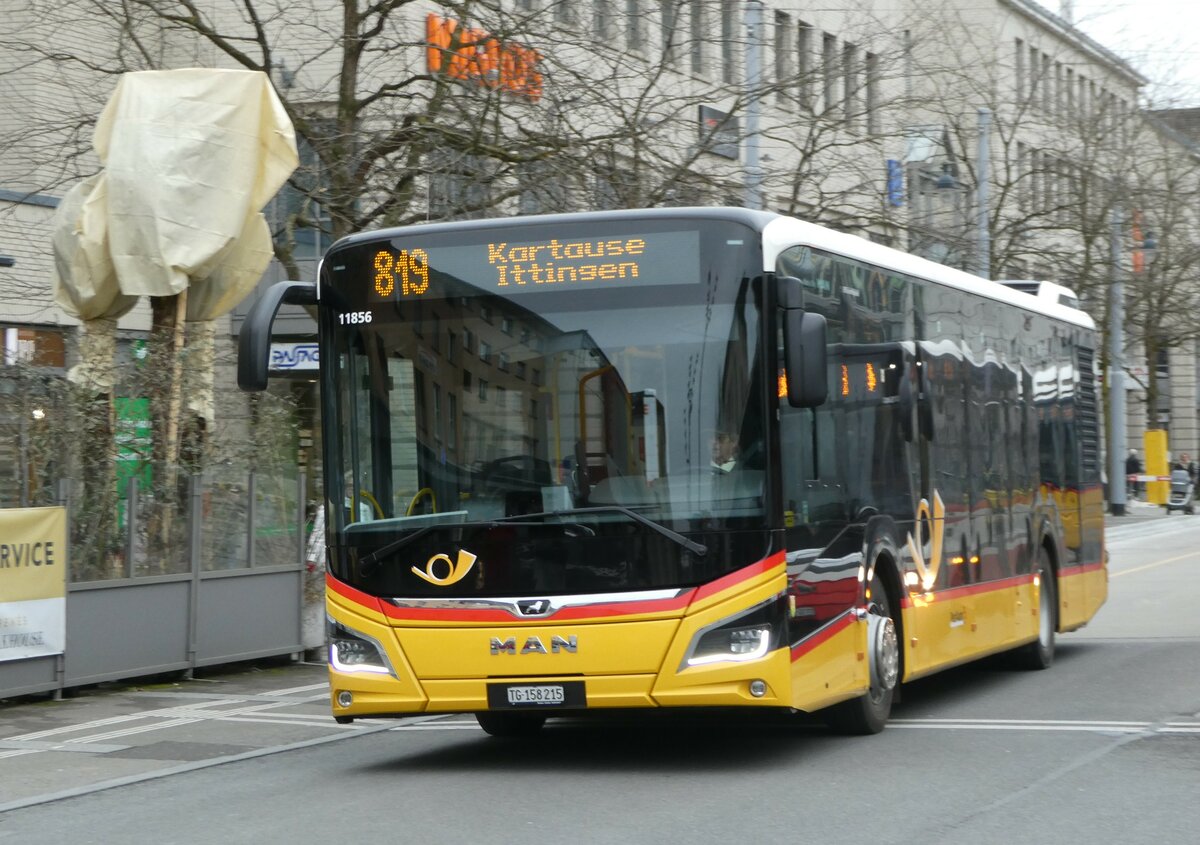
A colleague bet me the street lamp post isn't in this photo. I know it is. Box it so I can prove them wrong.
[1108,206,1127,515]
[976,108,991,279]
[743,0,765,210]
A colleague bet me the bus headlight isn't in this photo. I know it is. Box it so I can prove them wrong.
[328,617,394,676]
[682,597,785,668]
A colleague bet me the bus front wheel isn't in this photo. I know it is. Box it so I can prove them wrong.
[475,711,547,738]
[825,572,899,735]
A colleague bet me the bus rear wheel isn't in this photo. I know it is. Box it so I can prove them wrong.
[475,711,547,738]
[1013,550,1056,670]
[825,573,899,735]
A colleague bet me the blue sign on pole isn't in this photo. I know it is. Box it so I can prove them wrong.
[886,160,904,207]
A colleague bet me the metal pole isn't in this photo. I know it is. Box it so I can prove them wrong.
[976,107,991,279]
[1109,206,1127,515]
[743,0,764,210]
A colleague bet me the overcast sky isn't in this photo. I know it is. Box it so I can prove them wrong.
[1067,0,1200,107]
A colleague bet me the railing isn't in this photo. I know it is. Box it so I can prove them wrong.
[0,471,318,700]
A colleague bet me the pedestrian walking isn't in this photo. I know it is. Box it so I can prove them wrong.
[1126,449,1142,499]
[1182,453,1197,484]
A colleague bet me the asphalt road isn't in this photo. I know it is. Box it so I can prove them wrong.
[1,512,1197,843]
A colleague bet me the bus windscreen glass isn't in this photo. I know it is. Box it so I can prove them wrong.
[322,217,769,598]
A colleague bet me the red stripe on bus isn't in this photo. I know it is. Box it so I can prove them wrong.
[790,611,857,661]
[1060,562,1106,577]
[692,551,786,603]
[898,574,1034,608]
[327,574,386,615]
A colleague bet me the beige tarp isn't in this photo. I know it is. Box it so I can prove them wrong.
[51,175,137,322]
[52,68,298,322]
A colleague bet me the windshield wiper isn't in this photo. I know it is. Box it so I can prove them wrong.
[357,526,435,577]
[490,506,707,556]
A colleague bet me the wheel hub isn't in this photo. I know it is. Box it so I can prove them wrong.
[868,612,899,692]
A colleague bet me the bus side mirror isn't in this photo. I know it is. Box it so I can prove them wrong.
[237,281,318,392]
[783,310,828,408]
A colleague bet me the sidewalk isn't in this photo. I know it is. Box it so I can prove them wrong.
[1105,497,1176,527]
[0,658,363,812]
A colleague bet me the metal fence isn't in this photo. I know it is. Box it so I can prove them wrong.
[0,471,316,700]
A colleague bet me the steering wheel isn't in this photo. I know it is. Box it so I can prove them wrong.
[407,487,438,516]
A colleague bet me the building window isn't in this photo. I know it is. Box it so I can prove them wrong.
[774,12,793,107]
[594,0,613,40]
[1042,53,1052,112]
[479,341,491,363]
[556,0,577,26]
[265,133,333,265]
[1028,44,1038,102]
[627,0,643,51]
[1055,61,1064,116]
[518,160,571,215]
[798,22,813,109]
[427,152,493,220]
[822,33,838,114]
[843,42,859,126]
[721,1,737,83]
[690,0,707,75]
[866,52,879,134]
[1015,39,1024,101]
[660,1,678,64]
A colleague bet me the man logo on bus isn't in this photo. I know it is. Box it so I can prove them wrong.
[906,491,945,591]
[411,549,478,586]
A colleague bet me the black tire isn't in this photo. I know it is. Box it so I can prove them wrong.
[1013,549,1056,670]
[475,711,547,738]
[825,571,899,735]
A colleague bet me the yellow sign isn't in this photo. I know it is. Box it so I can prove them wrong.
[0,507,67,662]
[412,549,478,586]
[905,491,945,591]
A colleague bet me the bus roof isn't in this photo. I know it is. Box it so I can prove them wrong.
[326,207,1094,331]
[761,215,1095,331]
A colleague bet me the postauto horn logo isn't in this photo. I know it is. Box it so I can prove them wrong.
[905,490,945,591]
[411,549,478,586]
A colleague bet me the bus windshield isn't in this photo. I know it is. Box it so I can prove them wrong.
[323,216,770,597]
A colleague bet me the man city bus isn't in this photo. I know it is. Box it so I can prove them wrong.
[239,207,1105,737]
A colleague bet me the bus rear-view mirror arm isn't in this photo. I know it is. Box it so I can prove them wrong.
[238,281,318,392]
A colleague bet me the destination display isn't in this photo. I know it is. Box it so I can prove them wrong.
[368,230,702,300]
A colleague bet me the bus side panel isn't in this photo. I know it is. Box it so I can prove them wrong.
[902,576,1036,680]
[1059,563,1107,632]
[788,614,869,713]
[1060,484,1107,631]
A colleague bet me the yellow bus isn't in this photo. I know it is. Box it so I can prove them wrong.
[239,207,1106,736]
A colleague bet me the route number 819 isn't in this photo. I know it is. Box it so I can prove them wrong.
[374,248,430,297]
